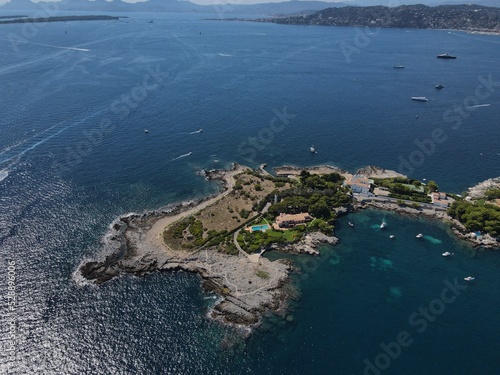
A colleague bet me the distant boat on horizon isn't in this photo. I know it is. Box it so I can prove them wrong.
[437,53,457,59]
[412,97,428,102]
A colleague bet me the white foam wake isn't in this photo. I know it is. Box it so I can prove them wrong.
[171,152,192,161]
[466,103,491,109]
[0,169,8,182]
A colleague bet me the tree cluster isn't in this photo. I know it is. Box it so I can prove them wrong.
[448,200,500,237]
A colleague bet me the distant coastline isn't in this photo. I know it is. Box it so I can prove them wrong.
[78,163,499,331]
[0,15,123,25]
[245,4,500,35]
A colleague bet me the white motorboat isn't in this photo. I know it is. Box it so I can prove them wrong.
[464,276,475,282]
[380,220,387,229]
[390,235,395,239]
[416,233,423,238]
[348,222,354,227]
[310,146,317,153]
[411,97,429,102]
[442,252,453,257]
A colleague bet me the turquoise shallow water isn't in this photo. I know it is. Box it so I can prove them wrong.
[0,11,499,374]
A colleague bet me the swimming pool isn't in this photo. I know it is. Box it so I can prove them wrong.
[251,224,270,232]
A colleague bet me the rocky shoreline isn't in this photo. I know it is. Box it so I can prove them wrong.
[78,164,303,329]
[77,164,498,332]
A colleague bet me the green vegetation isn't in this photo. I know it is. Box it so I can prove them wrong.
[256,270,270,279]
[373,177,432,203]
[484,188,500,201]
[238,229,292,253]
[448,200,500,237]
[165,216,232,249]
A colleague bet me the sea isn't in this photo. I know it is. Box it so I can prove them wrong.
[0,10,499,375]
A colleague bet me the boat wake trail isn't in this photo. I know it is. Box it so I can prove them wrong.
[179,129,203,135]
[171,152,192,161]
[30,42,91,52]
[0,169,8,182]
[466,103,491,109]
[0,107,107,166]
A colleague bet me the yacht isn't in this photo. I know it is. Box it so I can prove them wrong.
[442,252,453,257]
[416,233,423,238]
[464,276,475,282]
[380,220,387,229]
[411,97,428,102]
[393,64,405,69]
[437,53,457,59]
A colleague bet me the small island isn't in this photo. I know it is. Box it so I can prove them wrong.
[79,164,499,329]
[0,15,123,25]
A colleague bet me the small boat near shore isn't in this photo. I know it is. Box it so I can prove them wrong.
[380,219,387,229]
[464,276,475,282]
[416,233,423,238]
[442,251,453,257]
[412,97,428,102]
[310,146,317,154]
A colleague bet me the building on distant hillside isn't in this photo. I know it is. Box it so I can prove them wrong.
[431,192,454,208]
[344,174,374,196]
[274,212,312,229]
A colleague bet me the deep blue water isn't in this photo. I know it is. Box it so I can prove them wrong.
[0,11,499,374]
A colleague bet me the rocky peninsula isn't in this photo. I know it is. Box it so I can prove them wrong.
[78,163,499,330]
